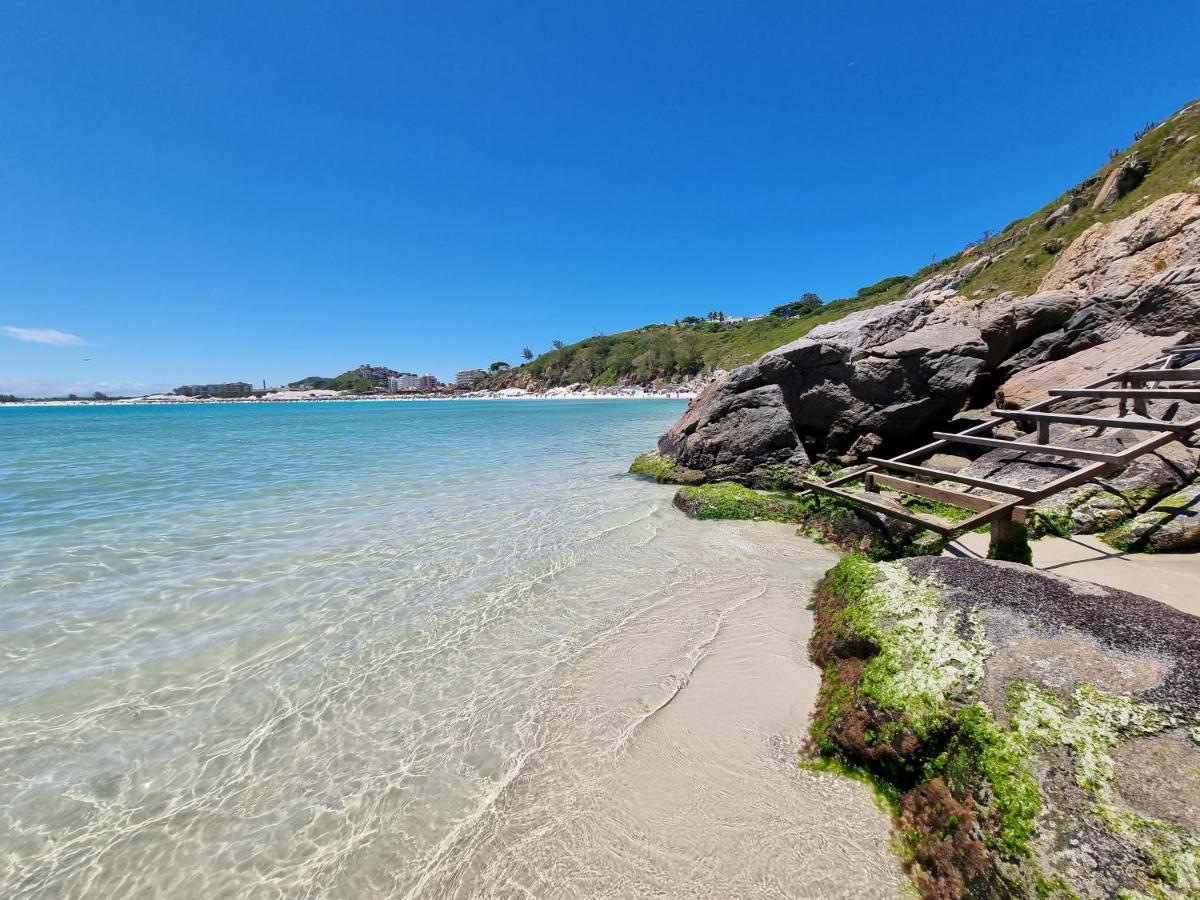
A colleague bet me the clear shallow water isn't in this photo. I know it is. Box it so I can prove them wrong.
[0,400,898,898]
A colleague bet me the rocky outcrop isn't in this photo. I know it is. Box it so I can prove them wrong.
[1040,192,1200,294]
[995,260,1200,385]
[655,191,1200,496]
[671,481,949,559]
[1091,154,1147,211]
[996,331,1173,407]
[809,556,1200,899]
[657,286,1080,479]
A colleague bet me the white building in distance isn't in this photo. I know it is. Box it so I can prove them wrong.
[455,369,487,389]
[388,373,441,392]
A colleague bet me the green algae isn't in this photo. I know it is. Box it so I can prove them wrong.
[629,449,675,480]
[1028,506,1075,538]
[674,481,805,522]
[847,563,987,737]
[812,557,1200,895]
[760,463,807,491]
[939,703,1042,857]
[1009,681,1199,896]
[797,755,902,814]
[987,520,1033,565]
[815,558,1043,860]
[820,559,988,737]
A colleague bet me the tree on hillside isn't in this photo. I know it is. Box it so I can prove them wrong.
[489,361,510,372]
[521,346,534,361]
[551,339,564,350]
[676,331,703,376]
[771,292,822,318]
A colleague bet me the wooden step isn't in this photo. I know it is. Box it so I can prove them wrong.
[991,409,1188,432]
[1049,388,1200,401]
[867,457,1036,498]
[956,500,1019,533]
[872,473,998,512]
[931,431,1123,463]
[1120,368,1200,382]
[803,480,956,535]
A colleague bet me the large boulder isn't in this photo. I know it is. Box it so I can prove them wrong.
[1090,155,1147,211]
[809,556,1200,899]
[996,330,1177,407]
[658,288,1080,481]
[998,260,1199,379]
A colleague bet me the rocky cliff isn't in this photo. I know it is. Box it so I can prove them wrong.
[652,101,1200,548]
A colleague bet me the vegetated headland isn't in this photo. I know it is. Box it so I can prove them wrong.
[631,98,1200,898]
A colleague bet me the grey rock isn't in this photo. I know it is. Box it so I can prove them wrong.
[1092,155,1147,211]
[819,555,1200,897]
[1103,482,1200,551]
[1044,203,1071,229]
[656,195,1200,491]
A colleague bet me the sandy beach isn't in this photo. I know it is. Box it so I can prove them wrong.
[948,532,1200,617]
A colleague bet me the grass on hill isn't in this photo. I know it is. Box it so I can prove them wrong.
[480,263,970,389]
[957,99,1200,298]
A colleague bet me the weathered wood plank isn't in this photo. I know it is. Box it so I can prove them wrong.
[873,473,997,512]
[1049,388,1200,401]
[802,480,955,535]
[1121,368,1200,382]
[866,457,1036,498]
[930,431,1123,463]
[991,409,1188,432]
[955,500,1019,533]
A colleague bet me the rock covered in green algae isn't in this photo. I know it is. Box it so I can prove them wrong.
[808,555,1200,899]
[628,450,706,485]
[1103,483,1200,552]
[671,482,805,522]
[670,481,951,559]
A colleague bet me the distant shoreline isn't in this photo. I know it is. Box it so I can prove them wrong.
[2,390,696,409]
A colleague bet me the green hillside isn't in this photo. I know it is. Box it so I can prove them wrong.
[958,99,1200,298]
[485,98,1199,391]
[288,370,377,392]
[483,292,905,389]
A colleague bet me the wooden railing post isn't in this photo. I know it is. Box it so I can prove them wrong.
[987,514,1032,565]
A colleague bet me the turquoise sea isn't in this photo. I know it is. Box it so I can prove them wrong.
[0,400,897,899]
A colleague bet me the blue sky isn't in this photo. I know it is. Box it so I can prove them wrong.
[1,1,1198,395]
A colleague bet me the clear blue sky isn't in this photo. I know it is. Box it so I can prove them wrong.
[1,1,1197,395]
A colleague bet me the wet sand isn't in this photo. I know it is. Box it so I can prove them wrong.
[948,533,1200,617]
[408,519,904,899]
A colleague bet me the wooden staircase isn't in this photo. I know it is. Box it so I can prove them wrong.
[801,343,1200,553]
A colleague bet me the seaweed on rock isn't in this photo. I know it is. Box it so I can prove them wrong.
[808,556,1200,899]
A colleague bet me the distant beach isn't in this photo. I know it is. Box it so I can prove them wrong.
[2,387,697,408]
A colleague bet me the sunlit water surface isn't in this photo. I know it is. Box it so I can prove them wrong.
[0,400,898,898]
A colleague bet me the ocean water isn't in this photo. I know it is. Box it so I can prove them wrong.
[0,400,898,898]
